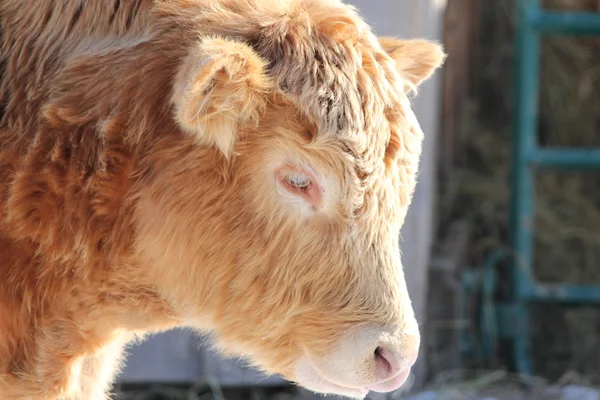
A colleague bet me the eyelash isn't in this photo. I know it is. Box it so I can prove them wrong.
[284,172,311,189]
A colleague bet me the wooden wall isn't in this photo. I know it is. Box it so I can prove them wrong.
[440,0,480,174]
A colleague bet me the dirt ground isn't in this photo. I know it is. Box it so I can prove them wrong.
[113,381,600,400]
[404,386,599,400]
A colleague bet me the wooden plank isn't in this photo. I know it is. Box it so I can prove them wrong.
[440,0,480,173]
[118,329,204,383]
[404,0,447,391]
[118,328,285,386]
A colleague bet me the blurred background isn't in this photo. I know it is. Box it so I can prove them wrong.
[112,0,600,399]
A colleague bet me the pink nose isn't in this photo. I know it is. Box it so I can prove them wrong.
[297,324,420,396]
[368,346,416,393]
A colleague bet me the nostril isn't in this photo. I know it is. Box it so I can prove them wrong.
[369,345,415,393]
[374,347,387,379]
[374,346,383,359]
[374,346,401,380]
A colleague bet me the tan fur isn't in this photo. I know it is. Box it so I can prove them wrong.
[0,1,445,399]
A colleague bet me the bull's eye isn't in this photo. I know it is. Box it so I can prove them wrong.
[284,172,311,190]
[275,165,322,208]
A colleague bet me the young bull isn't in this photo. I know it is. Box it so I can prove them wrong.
[0,0,445,399]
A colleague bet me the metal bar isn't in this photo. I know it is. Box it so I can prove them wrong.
[529,148,600,170]
[528,12,600,35]
[510,0,542,377]
[522,284,600,305]
[511,0,539,304]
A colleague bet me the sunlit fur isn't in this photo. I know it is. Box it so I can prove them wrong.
[0,0,445,399]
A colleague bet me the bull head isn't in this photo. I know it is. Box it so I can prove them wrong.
[138,1,445,398]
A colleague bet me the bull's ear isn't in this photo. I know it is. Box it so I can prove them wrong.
[172,37,271,157]
[378,37,446,92]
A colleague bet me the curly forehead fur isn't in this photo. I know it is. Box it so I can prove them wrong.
[161,0,420,177]
[0,0,445,399]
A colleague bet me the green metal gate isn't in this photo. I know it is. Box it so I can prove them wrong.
[460,0,600,378]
